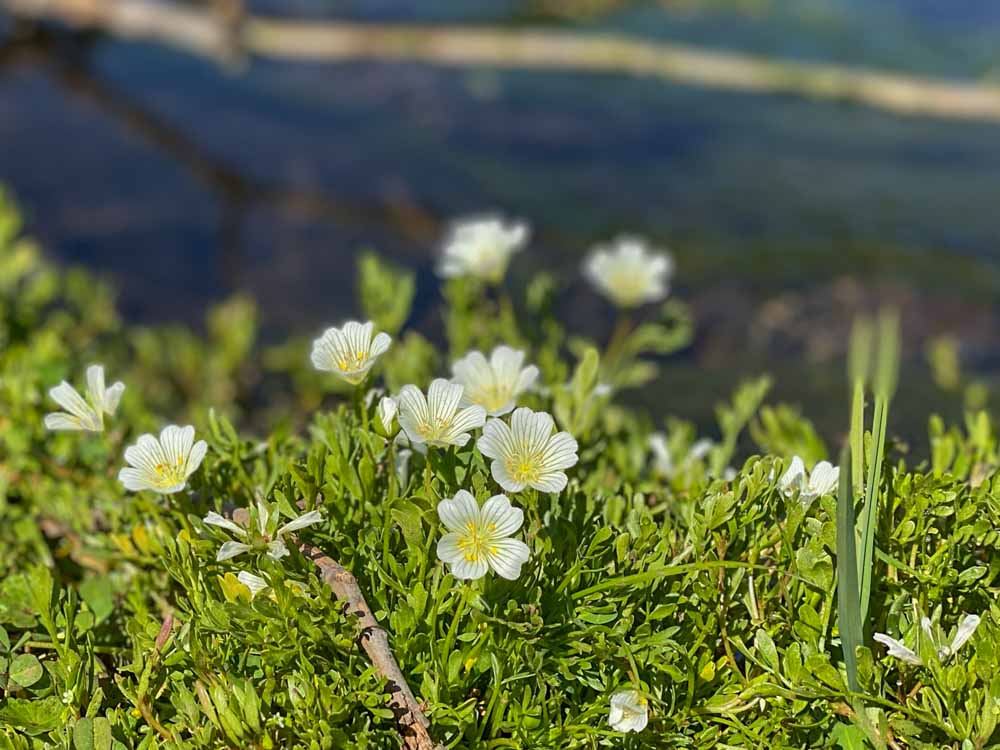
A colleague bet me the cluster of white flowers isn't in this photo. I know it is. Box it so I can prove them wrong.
[435,216,673,312]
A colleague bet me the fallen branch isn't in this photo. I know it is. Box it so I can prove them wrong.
[230,508,442,750]
[6,0,1000,122]
[303,545,443,750]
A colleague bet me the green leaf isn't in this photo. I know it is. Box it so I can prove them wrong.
[79,577,114,626]
[9,653,43,688]
[73,717,113,750]
[836,444,863,693]
[0,697,64,735]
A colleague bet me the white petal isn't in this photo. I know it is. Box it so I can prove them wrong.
[277,510,324,537]
[237,571,269,598]
[118,467,155,492]
[530,470,568,495]
[267,540,291,560]
[370,331,392,358]
[436,532,465,564]
[778,456,806,496]
[124,434,166,473]
[486,538,530,580]
[203,512,247,537]
[85,365,105,407]
[44,412,84,431]
[217,541,252,561]
[445,405,487,440]
[448,555,489,580]
[160,425,195,468]
[102,382,125,415]
[949,614,981,654]
[490,459,525,494]
[185,440,208,478]
[479,494,523,537]
[397,384,428,424]
[477,418,512,460]
[808,461,840,497]
[540,431,579,471]
[873,633,922,665]
[437,490,480,532]
[427,379,463,420]
[49,382,99,428]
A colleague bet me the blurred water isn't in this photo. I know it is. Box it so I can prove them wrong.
[2,1,1000,442]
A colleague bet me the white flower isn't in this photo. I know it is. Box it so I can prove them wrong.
[583,236,673,308]
[477,407,578,494]
[237,571,270,599]
[377,395,399,436]
[436,490,529,580]
[118,425,207,494]
[778,456,839,505]
[874,613,981,666]
[397,379,486,448]
[608,689,649,733]
[437,216,529,283]
[311,321,391,385]
[451,345,539,417]
[204,499,323,562]
[44,364,125,432]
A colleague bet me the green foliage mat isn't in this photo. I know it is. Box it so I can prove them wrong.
[1,188,999,749]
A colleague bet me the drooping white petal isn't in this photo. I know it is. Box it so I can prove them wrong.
[276,510,324,537]
[873,633,922,665]
[44,412,85,431]
[217,541,252,561]
[949,614,981,655]
[266,539,291,560]
[203,512,248,537]
[237,571,269,598]
[85,365,105,408]
[49,381,94,421]
[102,381,126,415]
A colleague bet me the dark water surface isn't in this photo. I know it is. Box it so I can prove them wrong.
[3,2,1000,445]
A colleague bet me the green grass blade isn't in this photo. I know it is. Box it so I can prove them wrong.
[857,395,888,624]
[836,443,862,693]
[850,379,865,496]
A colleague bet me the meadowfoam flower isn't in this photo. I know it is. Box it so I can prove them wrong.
[778,455,839,505]
[583,236,673,309]
[118,425,207,494]
[436,490,529,580]
[204,499,323,562]
[397,379,486,448]
[437,216,529,283]
[609,690,649,733]
[451,345,539,417]
[477,407,578,494]
[44,364,125,432]
[311,320,391,385]
[874,612,981,666]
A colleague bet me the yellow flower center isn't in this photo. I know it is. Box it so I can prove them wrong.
[337,350,369,372]
[505,454,541,484]
[457,521,498,562]
[417,416,453,443]
[152,455,186,489]
[606,271,647,306]
[475,384,512,413]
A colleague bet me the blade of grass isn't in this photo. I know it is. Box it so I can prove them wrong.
[849,379,865,497]
[836,444,862,693]
[857,395,888,624]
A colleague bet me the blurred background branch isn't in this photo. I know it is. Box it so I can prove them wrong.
[7,0,1000,121]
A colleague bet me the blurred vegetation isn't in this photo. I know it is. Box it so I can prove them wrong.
[1,187,1000,749]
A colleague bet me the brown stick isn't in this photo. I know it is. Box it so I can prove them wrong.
[302,545,443,750]
[230,506,441,749]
